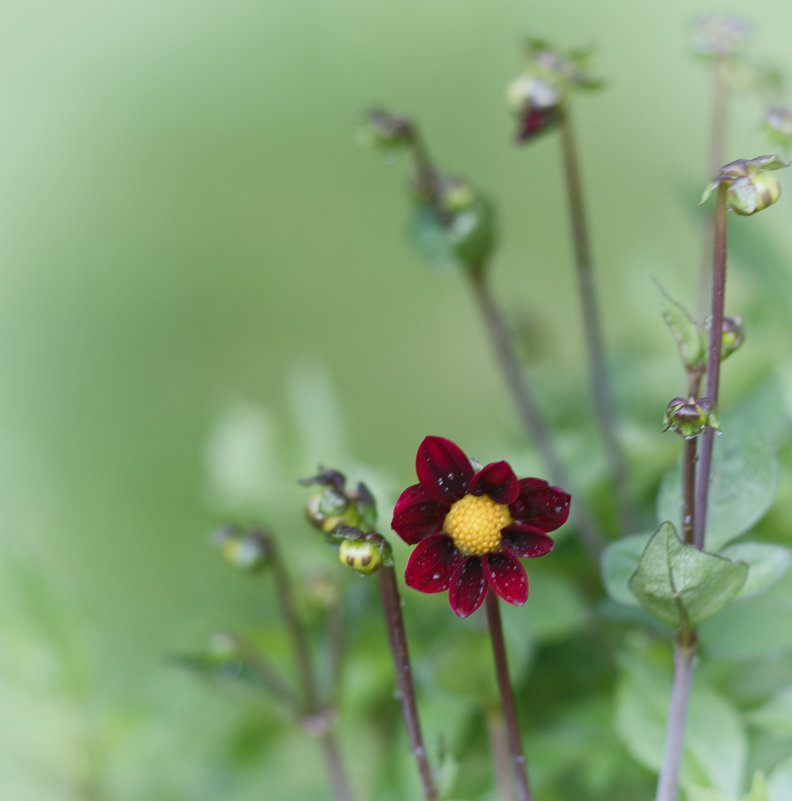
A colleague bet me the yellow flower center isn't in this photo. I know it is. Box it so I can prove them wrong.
[443,493,513,556]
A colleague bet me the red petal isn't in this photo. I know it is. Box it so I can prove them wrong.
[415,436,474,505]
[510,479,571,531]
[468,461,519,505]
[484,553,528,606]
[448,557,487,618]
[501,524,554,558]
[391,484,446,545]
[404,535,461,593]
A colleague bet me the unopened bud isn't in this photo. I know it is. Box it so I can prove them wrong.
[222,530,272,572]
[701,155,789,215]
[663,397,719,439]
[720,316,745,360]
[507,74,564,142]
[338,537,384,575]
[765,107,792,153]
[359,109,412,152]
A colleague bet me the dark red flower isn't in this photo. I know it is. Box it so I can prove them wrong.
[391,436,570,618]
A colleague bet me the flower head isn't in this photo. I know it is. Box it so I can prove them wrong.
[700,155,789,215]
[391,436,570,617]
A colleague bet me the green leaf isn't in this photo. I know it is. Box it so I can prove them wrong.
[657,429,779,551]
[628,522,748,628]
[615,642,747,796]
[657,285,706,369]
[699,568,792,659]
[407,205,457,271]
[601,532,652,606]
[719,543,790,599]
[746,687,792,735]
[767,756,792,801]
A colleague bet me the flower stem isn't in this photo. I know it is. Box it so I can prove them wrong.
[558,114,635,535]
[484,591,533,801]
[377,565,437,801]
[698,54,729,318]
[486,708,517,801]
[271,544,356,801]
[694,183,729,549]
[655,633,697,801]
[681,437,697,545]
[468,269,606,559]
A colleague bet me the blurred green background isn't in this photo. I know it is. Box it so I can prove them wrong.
[3,1,792,799]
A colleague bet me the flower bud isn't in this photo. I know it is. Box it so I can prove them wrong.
[507,74,565,142]
[338,537,383,575]
[720,316,745,360]
[663,397,719,439]
[358,109,412,152]
[765,107,792,153]
[700,155,789,215]
[218,529,272,573]
[692,14,750,58]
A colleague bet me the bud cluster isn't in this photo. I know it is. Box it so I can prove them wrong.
[301,469,392,575]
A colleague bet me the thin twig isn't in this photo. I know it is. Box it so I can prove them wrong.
[485,591,533,801]
[468,270,606,559]
[377,565,437,801]
[558,114,636,535]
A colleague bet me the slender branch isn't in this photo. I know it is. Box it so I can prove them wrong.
[485,591,533,801]
[681,438,697,545]
[468,269,606,559]
[271,545,356,801]
[655,634,697,801]
[377,565,437,801]
[694,183,729,549]
[558,114,635,535]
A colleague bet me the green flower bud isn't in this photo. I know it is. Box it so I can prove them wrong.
[220,529,272,573]
[663,397,719,439]
[700,155,789,215]
[338,537,383,575]
[692,14,750,58]
[358,109,412,152]
[720,316,745,360]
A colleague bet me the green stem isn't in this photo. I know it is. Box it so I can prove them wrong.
[694,183,728,549]
[468,269,606,559]
[681,437,697,545]
[486,708,517,801]
[655,633,698,801]
[485,591,533,801]
[377,565,437,801]
[271,545,356,801]
[558,114,635,535]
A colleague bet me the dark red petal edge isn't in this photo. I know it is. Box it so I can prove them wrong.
[511,478,571,532]
[404,535,461,593]
[468,461,519,505]
[448,557,488,618]
[391,483,446,545]
[501,524,555,558]
[485,552,529,606]
[415,436,474,505]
